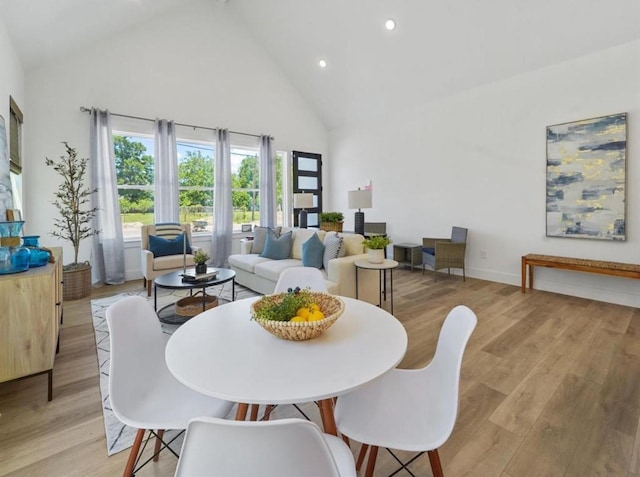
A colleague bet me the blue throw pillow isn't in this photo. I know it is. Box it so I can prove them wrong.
[302,233,324,269]
[422,247,435,256]
[260,230,293,260]
[149,232,192,258]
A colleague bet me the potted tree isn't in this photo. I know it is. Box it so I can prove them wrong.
[362,235,392,263]
[46,142,98,300]
[319,211,344,232]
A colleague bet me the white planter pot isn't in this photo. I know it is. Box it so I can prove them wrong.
[368,249,385,264]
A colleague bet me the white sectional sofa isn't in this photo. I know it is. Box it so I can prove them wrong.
[228,228,377,303]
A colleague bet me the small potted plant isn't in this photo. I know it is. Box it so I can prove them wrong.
[46,142,99,300]
[362,235,392,264]
[193,249,210,274]
[319,211,344,232]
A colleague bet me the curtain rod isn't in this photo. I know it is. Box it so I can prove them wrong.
[79,106,272,139]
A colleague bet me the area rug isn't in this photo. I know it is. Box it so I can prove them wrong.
[91,281,259,456]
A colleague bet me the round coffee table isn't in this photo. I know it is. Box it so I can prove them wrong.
[154,268,236,324]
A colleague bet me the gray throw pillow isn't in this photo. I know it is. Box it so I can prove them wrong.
[252,226,281,255]
[323,232,344,270]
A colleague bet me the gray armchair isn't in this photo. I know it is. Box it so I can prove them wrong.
[422,226,468,281]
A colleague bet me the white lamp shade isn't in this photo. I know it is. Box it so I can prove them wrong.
[293,193,314,209]
[348,189,372,209]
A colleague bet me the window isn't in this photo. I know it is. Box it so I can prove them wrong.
[9,96,22,174]
[113,131,286,239]
[114,134,155,240]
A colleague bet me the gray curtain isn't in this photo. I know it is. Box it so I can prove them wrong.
[212,129,232,267]
[90,108,125,284]
[154,119,179,223]
[259,135,276,228]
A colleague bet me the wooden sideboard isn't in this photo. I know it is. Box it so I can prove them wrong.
[0,247,63,400]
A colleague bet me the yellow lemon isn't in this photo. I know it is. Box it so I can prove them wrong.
[310,303,320,312]
[290,316,307,323]
[296,307,311,319]
[308,310,325,321]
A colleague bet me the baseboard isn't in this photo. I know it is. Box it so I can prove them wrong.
[467,266,640,308]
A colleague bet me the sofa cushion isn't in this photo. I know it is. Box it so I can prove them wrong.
[228,254,271,274]
[302,233,325,269]
[148,232,191,257]
[323,232,345,270]
[341,233,365,256]
[254,259,302,282]
[253,226,282,255]
[291,228,321,260]
[423,247,435,256]
[261,230,293,260]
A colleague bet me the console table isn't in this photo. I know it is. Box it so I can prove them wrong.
[0,247,63,401]
[521,254,640,293]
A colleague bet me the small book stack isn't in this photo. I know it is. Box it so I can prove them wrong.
[181,270,218,283]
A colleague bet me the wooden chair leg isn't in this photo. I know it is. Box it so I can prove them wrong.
[262,405,275,421]
[124,428,145,477]
[147,279,152,297]
[153,429,164,462]
[356,444,369,471]
[364,445,379,477]
[428,449,443,477]
[249,404,259,421]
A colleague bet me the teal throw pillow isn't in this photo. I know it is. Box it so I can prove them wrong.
[301,233,325,269]
[260,230,293,260]
[252,226,282,255]
[149,232,192,257]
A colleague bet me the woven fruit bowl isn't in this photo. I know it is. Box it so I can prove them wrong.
[250,291,345,341]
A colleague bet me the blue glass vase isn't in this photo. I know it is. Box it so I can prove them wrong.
[0,246,30,274]
[22,235,51,267]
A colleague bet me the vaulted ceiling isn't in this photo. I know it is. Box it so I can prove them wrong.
[1,0,639,129]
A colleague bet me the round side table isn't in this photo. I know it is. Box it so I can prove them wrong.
[354,259,399,315]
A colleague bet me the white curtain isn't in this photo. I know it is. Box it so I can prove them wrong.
[212,129,232,267]
[259,135,276,228]
[90,108,125,284]
[154,119,179,223]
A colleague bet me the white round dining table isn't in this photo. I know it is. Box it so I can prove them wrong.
[165,295,408,435]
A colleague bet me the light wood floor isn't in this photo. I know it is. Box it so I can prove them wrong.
[1,269,639,476]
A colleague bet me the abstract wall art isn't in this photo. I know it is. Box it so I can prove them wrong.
[0,114,14,221]
[546,113,627,241]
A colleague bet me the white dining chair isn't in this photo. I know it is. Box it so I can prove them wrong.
[334,305,477,477]
[174,416,356,477]
[106,296,233,477]
[274,266,328,293]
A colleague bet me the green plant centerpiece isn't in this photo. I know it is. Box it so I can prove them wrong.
[193,249,210,274]
[252,287,316,322]
[46,142,98,300]
[319,211,344,223]
[251,288,345,341]
[362,235,392,249]
[193,249,210,265]
[319,211,344,232]
[362,235,392,264]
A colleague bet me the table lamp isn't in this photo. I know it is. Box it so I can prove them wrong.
[348,189,372,236]
[293,192,314,228]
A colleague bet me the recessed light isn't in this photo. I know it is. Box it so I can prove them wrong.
[385,19,396,31]
[318,59,327,68]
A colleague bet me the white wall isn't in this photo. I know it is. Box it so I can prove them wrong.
[22,0,328,279]
[0,13,24,213]
[328,40,640,307]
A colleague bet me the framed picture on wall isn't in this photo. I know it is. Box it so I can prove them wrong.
[0,114,15,221]
[546,113,627,241]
